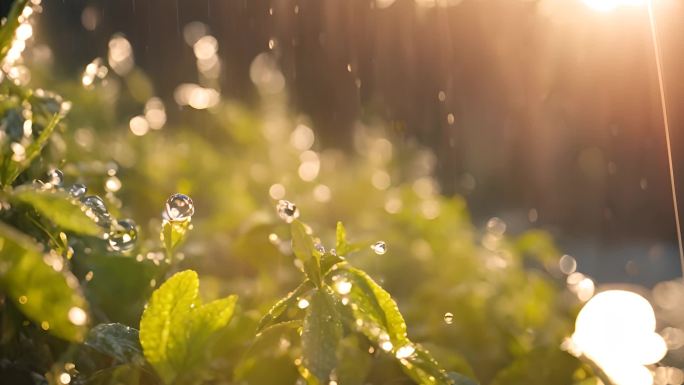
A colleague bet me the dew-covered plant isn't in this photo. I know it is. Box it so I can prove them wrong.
[0,1,601,385]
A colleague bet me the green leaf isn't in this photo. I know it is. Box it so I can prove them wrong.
[338,266,408,345]
[0,0,29,62]
[235,321,302,385]
[139,270,198,383]
[2,112,61,186]
[12,188,103,236]
[302,288,342,382]
[139,270,238,384]
[333,221,369,256]
[172,295,238,375]
[399,345,455,385]
[291,220,322,287]
[335,221,349,256]
[331,266,456,385]
[85,323,145,366]
[257,280,312,332]
[336,335,372,385]
[160,219,191,256]
[0,222,88,341]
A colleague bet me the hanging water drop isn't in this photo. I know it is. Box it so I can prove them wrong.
[371,241,387,255]
[276,199,300,223]
[82,195,112,228]
[395,344,416,359]
[108,219,138,252]
[165,193,195,221]
[68,183,87,198]
[45,168,64,187]
[444,312,454,324]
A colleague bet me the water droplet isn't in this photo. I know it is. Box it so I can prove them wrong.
[395,344,416,359]
[58,372,71,384]
[45,168,64,187]
[371,241,387,255]
[334,279,352,295]
[18,295,27,304]
[380,340,393,352]
[315,243,325,254]
[68,306,87,326]
[165,193,195,221]
[108,219,138,252]
[297,298,310,309]
[105,176,121,192]
[276,199,300,223]
[68,183,87,198]
[444,312,454,324]
[486,217,506,235]
[82,195,112,228]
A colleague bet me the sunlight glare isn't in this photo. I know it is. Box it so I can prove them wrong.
[581,0,646,12]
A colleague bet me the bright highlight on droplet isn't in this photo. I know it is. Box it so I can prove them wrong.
[297,298,310,309]
[570,290,667,385]
[444,312,454,324]
[68,306,87,326]
[371,241,387,255]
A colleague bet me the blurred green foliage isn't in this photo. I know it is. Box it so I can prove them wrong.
[0,1,600,384]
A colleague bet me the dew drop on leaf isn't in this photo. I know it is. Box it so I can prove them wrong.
[46,168,64,187]
[68,183,87,198]
[371,241,387,255]
[297,298,310,309]
[108,219,138,252]
[395,344,416,359]
[82,195,112,228]
[276,199,299,223]
[165,193,195,221]
[444,312,454,324]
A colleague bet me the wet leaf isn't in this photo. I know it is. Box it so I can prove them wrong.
[2,113,61,186]
[302,288,342,382]
[257,280,312,332]
[139,270,198,383]
[0,0,29,62]
[291,220,322,287]
[85,323,145,365]
[12,188,103,236]
[160,219,191,256]
[0,222,88,341]
[139,270,238,384]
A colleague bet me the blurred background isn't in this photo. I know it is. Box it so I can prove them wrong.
[22,0,684,285]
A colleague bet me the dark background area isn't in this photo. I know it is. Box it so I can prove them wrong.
[29,0,684,285]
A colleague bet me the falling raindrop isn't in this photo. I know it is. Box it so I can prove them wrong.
[276,199,300,223]
[165,193,195,221]
[108,219,138,252]
[444,312,454,324]
[68,183,87,198]
[371,241,387,255]
[45,168,64,187]
[82,195,112,228]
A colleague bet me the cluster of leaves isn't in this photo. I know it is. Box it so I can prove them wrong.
[0,0,602,384]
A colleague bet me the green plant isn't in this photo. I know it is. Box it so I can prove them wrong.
[0,1,595,384]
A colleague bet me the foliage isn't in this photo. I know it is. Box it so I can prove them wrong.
[0,1,596,385]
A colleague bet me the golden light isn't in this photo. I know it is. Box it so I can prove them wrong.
[571,290,667,385]
[581,0,646,12]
